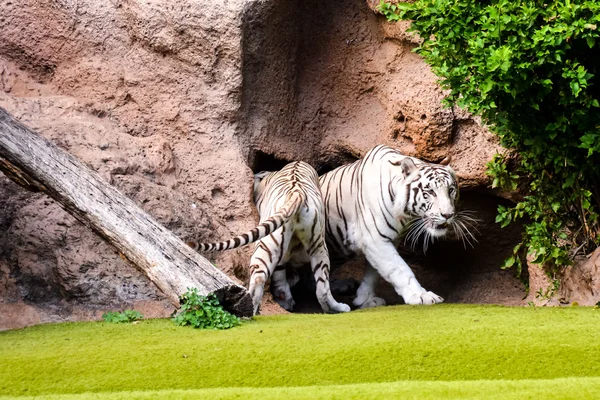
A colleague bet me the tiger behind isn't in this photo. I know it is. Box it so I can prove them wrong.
[318,145,476,308]
[191,161,350,315]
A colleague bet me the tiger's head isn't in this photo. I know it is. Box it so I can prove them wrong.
[391,156,475,250]
[253,170,274,204]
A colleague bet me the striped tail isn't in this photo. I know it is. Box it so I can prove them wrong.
[190,192,303,252]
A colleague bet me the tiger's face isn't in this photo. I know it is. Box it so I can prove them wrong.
[412,166,458,238]
[394,157,459,239]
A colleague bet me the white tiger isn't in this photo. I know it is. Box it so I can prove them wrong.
[192,161,350,315]
[316,144,476,308]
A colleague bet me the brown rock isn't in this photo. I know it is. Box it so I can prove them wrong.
[0,0,532,329]
[558,250,600,306]
[524,257,558,306]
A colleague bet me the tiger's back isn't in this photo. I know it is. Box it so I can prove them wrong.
[194,161,349,315]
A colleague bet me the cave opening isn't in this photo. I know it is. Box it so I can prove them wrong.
[314,148,360,175]
[283,190,526,313]
[248,149,294,174]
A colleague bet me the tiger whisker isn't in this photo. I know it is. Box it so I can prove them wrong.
[404,219,426,250]
[455,211,482,225]
[403,217,422,232]
[450,210,480,248]
[412,221,429,251]
[405,220,424,242]
[459,224,476,248]
[413,226,428,251]
[453,222,471,249]
[423,230,436,254]
[455,214,481,236]
[451,218,478,249]
[455,209,478,216]
[407,226,422,251]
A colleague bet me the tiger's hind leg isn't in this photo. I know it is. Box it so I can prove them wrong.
[270,267,295,311]
[308,240,351,313]
[353,264,386,309]
[248,230,291,315]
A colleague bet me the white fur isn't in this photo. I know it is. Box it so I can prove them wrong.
[320,145,458,307]
[249,162,350,315]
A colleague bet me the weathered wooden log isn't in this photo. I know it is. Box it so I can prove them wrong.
[0,106,253,317]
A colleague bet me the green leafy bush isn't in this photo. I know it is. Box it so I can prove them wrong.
[102,310,144,323]
[381,0,600,277]
[173,288,241,330]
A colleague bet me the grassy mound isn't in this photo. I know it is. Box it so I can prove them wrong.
[1,304,599,399]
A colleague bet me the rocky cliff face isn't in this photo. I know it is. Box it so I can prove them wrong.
[0,0,535,330]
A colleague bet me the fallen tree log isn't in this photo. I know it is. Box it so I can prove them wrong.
[0,106,253,317]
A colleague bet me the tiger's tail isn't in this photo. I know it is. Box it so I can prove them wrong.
[188,192,303,252]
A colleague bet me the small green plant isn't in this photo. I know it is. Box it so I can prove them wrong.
[535,279,560,300]
[173,288,241,330]
[102,310,144,323]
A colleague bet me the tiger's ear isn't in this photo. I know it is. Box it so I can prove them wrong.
[254,171,271,194]
[390,157,418,178]
[254,171,272,186]
[439,155,452,166]
[254,171,272,180]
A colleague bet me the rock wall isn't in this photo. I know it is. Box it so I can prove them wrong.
[558,250,600,306]
[524,250,600,307]
[0,0,256,329]
[0,0,529,330]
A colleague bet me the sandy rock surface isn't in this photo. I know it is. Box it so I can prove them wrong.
[1,0,530,330]
[559,250,600,306]
[524,249,600,307]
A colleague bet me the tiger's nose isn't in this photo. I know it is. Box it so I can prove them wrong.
[441,213,454,220]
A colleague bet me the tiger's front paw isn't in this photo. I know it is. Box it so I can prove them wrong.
[353,291,386,309]
[329,302,352,313]
[403,291,444,305]
[360,297,386,309]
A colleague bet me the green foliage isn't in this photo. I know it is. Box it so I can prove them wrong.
[500,242,524,276]
[486,153,519,191]
[173,288,241,330]
[536,279,561,300]
[381,0,600,276]
[102,310,144,323]
[378,1,404,21]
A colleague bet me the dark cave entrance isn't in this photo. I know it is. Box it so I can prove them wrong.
[248,149,293,174]
[286,190,526,314]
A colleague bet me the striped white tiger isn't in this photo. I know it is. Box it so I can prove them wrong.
[192,161,350,315]
[315,144,476,308]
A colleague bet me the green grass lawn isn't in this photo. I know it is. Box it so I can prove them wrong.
[1,304,599,399]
